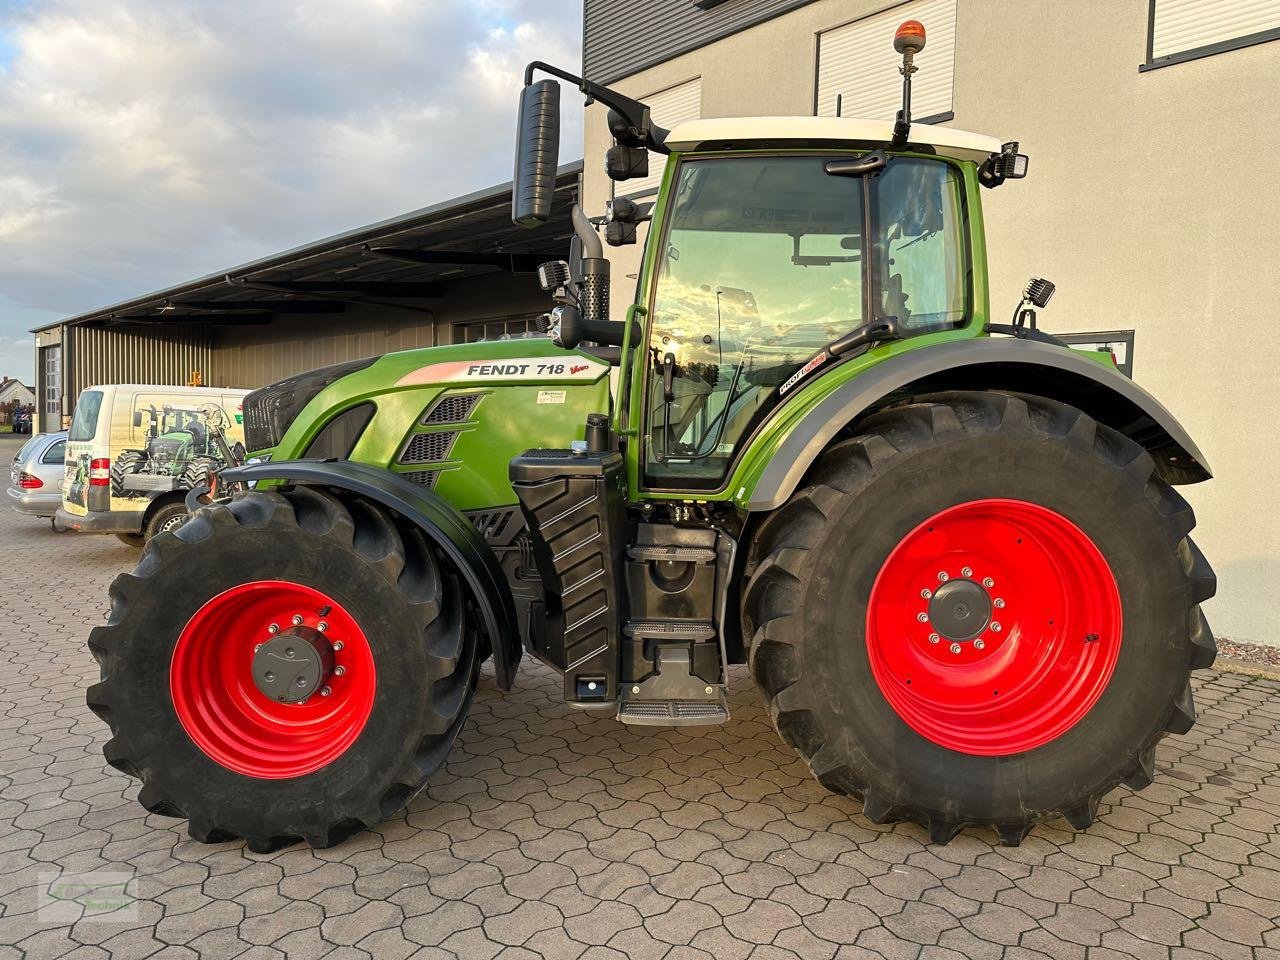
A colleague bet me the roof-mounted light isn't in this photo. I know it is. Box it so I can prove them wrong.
[980,140,1031,189]
[890,21,926,149]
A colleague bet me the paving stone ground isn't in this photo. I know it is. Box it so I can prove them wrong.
[1,434,1278,959]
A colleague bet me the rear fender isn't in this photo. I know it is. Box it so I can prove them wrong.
[218,459,521,690]
[744,337,1210,512]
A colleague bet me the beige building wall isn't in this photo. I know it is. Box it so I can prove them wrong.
[582,0,1280,646]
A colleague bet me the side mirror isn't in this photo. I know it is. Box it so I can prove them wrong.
[512,79,561,227]
[132,410,143,428]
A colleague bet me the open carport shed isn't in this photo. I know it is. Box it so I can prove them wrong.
[31,163,582,433]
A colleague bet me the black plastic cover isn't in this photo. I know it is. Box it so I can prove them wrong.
[302,403,375,460]
[510,449,631,703]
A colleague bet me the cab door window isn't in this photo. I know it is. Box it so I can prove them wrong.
[643,154,966,488]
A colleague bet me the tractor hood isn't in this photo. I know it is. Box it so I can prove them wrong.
[243,338,614,510]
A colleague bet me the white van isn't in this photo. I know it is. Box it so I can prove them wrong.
[58,384,250,544]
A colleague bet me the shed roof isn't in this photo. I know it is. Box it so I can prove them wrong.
[35,162,583,334]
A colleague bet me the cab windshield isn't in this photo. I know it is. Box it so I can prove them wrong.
[644,154,967,487]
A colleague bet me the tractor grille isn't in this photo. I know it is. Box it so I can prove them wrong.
[422,394,481,425]
[242,357,376,453]
[400,470,439,488]
[399,431,457,464]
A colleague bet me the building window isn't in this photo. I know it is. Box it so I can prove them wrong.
[1143,0,1280,71]
[815,0,957,123]
[621,77,702,198]
[457,316,542,343]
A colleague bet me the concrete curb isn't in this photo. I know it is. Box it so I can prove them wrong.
[1214,657,1280,682]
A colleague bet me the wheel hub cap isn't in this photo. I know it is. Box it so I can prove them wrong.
[252,626,334,703]
[865,498,1123,757]
[927,579,991,641]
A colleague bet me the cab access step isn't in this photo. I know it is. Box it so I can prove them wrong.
[510,443,731,726]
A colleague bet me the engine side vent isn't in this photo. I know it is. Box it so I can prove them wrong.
[400,470,439,488]
[423,394,481,425]
[400,431,458,464]
[468,508,517,542]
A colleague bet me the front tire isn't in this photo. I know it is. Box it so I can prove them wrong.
[87,486,479,851]
[742,392,1216,845]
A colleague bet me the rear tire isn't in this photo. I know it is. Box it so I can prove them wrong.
[742,391,1216,845]
[87,486,479,851]
[114,532,144,548]
[142,500,189,542]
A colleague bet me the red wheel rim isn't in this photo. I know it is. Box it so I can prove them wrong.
[169,581,376,779]
[866,498,1121,756]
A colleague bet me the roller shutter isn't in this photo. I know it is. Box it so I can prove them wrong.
[1149,0,1280,62]
[815,0,957,122]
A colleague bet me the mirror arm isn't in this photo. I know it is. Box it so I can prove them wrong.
[524,61,669,152]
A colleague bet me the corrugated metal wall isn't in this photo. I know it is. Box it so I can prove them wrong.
[209,312,439,389]
[209,272,550,389]
[69,325,214,400]
[584,0,816,82]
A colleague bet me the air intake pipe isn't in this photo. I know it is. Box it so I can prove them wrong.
[571,204,610,326]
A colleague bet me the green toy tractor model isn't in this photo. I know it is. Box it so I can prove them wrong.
[111,403,225,498]
[88,21,1215,852]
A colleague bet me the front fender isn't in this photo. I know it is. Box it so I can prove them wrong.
[218,459,521,690]
[742,337,1211,512]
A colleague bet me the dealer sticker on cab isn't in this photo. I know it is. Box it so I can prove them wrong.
[396,356,609,387]
[537,390,567,404]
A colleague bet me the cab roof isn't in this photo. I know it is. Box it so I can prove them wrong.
[663,117,1002,163]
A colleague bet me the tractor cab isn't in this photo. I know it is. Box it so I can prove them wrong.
[512,24,1028,503]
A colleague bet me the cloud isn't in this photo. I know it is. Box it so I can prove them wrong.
[0,0,583,381]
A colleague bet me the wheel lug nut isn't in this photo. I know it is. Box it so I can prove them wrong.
[928,633,940,644]
[917,612,929,623]
[949,643,962,655]
[296,677,307,687]
[320,686,332,697]
[920,588,932,599]
[991,622,1002,633]
[317,621,328,632]
[961,566,973,578]
[974,639,986,650]
[292,614,304,626]
[332,641,344,652]
[983,578,995,588]
[268,623,279,635]
[334,666,346,677]
[937,571,949,582]
[994,598,1005,609]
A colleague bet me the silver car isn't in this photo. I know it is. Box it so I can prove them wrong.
[8,431,68,519]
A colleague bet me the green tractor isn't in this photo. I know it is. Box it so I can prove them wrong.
[111,403,226,499]
[88,22,1215,852]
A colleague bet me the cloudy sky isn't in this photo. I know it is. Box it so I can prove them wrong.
[0,0,583,382]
